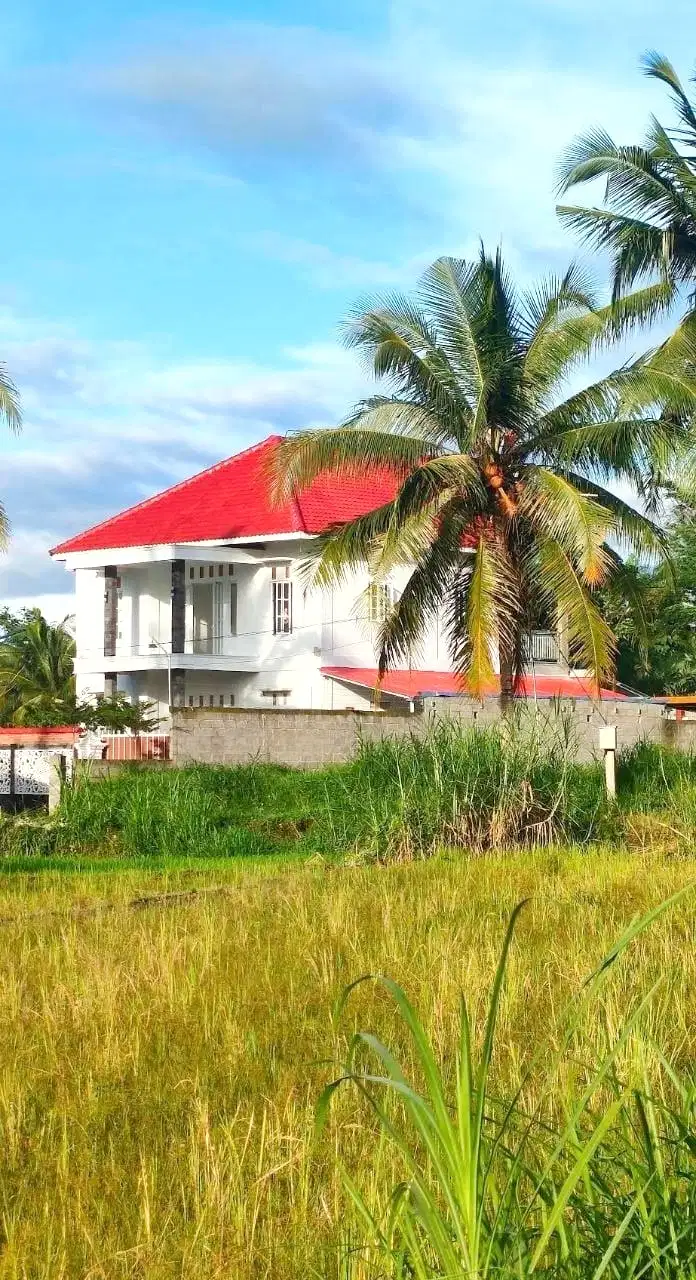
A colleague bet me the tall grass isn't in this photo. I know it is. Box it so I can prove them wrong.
[0,716,618,862]
[4,723,696,865]
[321,891,696,1278]
[350,714,609,856]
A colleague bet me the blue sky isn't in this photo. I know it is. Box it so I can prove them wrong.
[1,0,695,615]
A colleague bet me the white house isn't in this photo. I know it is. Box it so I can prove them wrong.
[50,434,603,722]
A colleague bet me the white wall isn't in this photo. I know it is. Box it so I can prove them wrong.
[70,546,455,713]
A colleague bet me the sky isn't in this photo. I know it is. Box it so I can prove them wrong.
[1,0,695,619]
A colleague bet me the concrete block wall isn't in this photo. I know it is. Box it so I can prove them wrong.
[171,706,416,768]
[170,698,686,770]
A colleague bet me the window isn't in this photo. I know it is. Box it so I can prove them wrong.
[189,567,195,580]
[209,694,214,707]
[262,689,290,707]
[188,695,194,707]
[230,582,238,637]
[219,694,225,707]
[273,580,293,634]
[368,583,396,624]
[228,564,234,576]
[217,564,224,577]
[199,695,204,707]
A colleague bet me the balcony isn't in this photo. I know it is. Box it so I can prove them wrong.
[526,630,560,664]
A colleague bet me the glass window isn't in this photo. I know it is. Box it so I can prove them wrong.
[209,694,214,706]
[199,695,204,707]
[230,582,238,637]
[273,580,293,634]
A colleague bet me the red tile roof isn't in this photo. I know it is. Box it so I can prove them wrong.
[321,667,628,701]
[51,435,403,555]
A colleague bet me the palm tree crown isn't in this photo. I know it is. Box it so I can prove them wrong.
[557,53,696,309]
[0,611,75,725]
[274,251,695,696]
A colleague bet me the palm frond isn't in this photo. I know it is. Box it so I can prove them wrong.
[270,428,438,504]
[455,534,499,696]
[563,473,669,561]
[0,497,9,551]
[519,471,613,585]
[0,365,21,435]
[533,537,616,685]
[641,51,696,145]
[340,396,460,448]
[375,502,469,674]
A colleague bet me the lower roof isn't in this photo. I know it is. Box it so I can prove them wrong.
[321,666,629,701]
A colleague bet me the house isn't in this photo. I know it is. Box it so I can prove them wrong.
[50,435,611,721]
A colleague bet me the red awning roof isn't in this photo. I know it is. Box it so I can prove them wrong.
[321,667,628,701]
[51,435,404,555]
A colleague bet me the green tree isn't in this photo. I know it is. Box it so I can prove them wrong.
[557,53,696,310]
[600,513,696,694]
[0,609,76,725]
[0,362,21,547]
[274,252,694,696]
[0,609,158,729]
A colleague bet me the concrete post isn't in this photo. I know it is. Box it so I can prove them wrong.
[599,724,617,799]
[171,668,186,709]
[48,754,66,814]
[104,566,118,658]
[171,559,186,655]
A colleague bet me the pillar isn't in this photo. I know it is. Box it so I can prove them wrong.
[104,566,118,658]
[171,559,186,655]
[171,669,186,709]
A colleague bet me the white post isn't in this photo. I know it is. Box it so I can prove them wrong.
[599,724,617,800]
[48,754,66,814]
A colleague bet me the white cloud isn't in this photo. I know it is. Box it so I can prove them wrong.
[0,306,372,603]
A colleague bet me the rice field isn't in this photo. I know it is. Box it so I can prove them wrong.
[0,849,695,1277]
[2,727,696,1275]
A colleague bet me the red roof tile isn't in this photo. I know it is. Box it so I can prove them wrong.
[321,667,628,701]
[51,435,403,556]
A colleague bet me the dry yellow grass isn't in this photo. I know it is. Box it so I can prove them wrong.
[0,849,695,1278]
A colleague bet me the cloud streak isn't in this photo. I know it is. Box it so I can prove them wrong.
[0,310,369,607]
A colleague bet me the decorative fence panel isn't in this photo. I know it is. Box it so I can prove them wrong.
[0,747,73,808]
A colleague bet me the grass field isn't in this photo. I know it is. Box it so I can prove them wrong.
[0,849,695,1277]
[3,728,696,1275]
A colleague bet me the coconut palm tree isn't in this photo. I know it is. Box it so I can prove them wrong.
[557,53,696,310]
[0,361,21,548]
[273,251,696,697]
[0,610,75,725]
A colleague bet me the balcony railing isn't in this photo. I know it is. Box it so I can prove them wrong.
[527,630,559,663]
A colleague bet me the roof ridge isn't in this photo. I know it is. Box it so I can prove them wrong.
[51,434,285,555]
